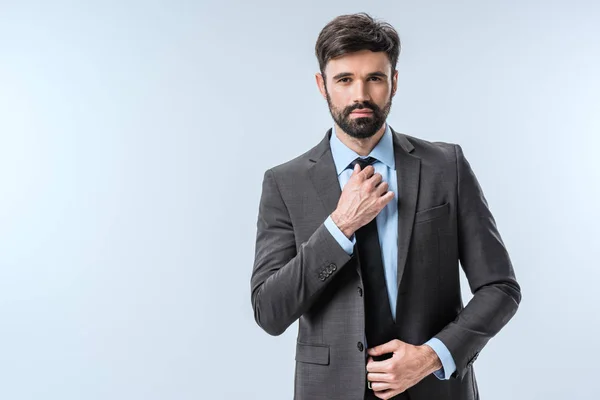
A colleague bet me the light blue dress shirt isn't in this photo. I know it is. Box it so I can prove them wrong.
[323,122,457,380]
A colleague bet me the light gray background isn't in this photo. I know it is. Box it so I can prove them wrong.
[1,0,598,399]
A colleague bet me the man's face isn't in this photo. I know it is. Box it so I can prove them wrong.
[317,49,397,139]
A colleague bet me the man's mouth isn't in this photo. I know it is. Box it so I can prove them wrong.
[351,109,374,117]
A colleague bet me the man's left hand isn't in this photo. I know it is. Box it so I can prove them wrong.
[366,339,442,399]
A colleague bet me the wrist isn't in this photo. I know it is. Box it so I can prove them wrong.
[331,211,355,239]
[420,344,442,375]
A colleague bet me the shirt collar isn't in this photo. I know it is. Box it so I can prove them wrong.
[329,122,395,176]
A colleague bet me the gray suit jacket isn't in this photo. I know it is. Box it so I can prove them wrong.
[251,127,521,400]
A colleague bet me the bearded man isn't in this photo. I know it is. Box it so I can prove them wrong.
[250,12,521,400]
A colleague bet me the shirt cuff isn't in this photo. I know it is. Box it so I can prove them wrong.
[324,215,356,255]
[424,338,457,380]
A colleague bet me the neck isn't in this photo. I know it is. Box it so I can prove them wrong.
[334,123,386,156]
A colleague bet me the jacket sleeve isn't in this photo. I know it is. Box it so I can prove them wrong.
[433,144,522,379]
[250,168,353,336]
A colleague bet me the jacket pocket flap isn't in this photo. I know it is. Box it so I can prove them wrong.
[295,342,330,365]
[415,201,449,224]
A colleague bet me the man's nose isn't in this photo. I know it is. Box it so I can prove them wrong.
[352,80,371,103]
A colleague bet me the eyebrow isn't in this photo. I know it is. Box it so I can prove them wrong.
[332,71,388,80]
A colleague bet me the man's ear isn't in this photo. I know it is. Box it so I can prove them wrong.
[391,69,398,97]
[315,72,327,100]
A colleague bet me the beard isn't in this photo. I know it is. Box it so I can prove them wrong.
[325,89,392,139]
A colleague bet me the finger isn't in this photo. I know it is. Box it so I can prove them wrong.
[377,190,395,206]
[367,172,383,186]
[361,164,375,178]
[352,163,361,175]
[368,340,398,356]
[371,381,393,393]
[366,357,392,373]
[374,388,396,399]
[375,181,389,196]
[367,372,389,383]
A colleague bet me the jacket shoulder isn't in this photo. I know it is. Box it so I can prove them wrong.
[398,132,458,165]
[262,137,325,181]
[404,132,456,153]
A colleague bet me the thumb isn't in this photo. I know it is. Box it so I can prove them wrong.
[352,163,361,175]
[367,340,397,356]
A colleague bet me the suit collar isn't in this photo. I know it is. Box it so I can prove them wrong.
[329,123,395,175]
[308,124,415,164]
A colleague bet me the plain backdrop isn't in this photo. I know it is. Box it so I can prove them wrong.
[1,0,599,399]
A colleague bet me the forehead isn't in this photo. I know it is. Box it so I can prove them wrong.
[324,49,391,77]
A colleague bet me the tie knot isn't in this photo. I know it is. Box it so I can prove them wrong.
[349,156,377,170]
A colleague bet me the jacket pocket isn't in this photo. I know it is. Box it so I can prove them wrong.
[295,341,330,365]
[414,201,449,224]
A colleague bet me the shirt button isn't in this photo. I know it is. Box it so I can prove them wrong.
[357,342,364,352]
[357,287,363,297]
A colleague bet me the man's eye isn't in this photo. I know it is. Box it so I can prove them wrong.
[337,77,381,83]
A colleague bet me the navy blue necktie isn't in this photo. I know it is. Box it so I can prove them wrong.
[349,156,396,362]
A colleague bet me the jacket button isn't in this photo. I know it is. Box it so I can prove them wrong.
[329,263,337,271]
[357,342,364,352]
[357,287,363,297]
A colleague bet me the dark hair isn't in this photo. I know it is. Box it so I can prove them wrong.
[315,12,401,79]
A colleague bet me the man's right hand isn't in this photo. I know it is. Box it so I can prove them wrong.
[330,164,395,239]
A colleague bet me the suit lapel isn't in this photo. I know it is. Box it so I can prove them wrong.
[308,128,341,217]
[390,128,421,293]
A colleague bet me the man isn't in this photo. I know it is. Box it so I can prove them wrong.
[250,12,521,400]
